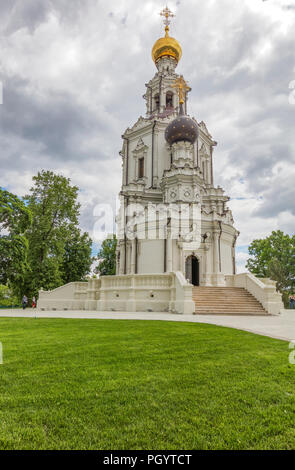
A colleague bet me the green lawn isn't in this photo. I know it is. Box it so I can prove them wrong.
[0,318,294,450]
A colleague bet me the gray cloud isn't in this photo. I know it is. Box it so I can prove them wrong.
[0,0,294,265]
[1,0,51,35]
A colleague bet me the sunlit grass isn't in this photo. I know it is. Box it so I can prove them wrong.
[0,318,294,450]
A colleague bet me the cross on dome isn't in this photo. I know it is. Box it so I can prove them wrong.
[151,7,182,65]
[160,6,175,28]
[172,75,191,105]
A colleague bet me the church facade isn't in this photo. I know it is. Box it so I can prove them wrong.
[116,9,238,287]
[38,9,283,315]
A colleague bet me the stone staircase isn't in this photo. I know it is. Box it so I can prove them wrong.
[192,286,269,315]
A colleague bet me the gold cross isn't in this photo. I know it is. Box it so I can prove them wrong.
[160,6,175,28]
[172,75,191,104]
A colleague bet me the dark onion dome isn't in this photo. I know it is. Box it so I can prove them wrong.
[165,104,198,145]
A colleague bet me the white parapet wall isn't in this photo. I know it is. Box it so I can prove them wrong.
[38,272,195,314]
[38,282,88,311]
[225,273,284,315]
[96,272,195,314]
[170,271,196,314]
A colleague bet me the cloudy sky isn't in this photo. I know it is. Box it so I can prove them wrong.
[0,0,294,272]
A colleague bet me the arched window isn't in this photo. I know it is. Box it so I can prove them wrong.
[166,92,173,108]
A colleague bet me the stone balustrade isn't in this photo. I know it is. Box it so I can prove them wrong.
[225,273,284,315]
[38,272,195,314]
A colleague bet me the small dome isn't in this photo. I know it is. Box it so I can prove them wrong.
[152,26,182,64]
[165,108,199,145]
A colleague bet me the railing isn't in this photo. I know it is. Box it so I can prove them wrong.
[170,272,195,314]
[225,273,284,315]
[37,274,195,314]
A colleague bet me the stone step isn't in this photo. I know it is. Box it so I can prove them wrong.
[196,312,268,316]
[192,286,268,315]
[195,307,266,312]
[196,303,263,310]
[193,287,245,290]
[193,297,264,305]
[193,298,266,307]
[195,308,266,312]
[195,308,266,313]
[193,296,263,300]
[193,297,261,300]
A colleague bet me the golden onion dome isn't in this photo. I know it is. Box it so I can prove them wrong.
[152,26,182,64]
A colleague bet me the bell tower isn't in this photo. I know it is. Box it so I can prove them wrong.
[117,7,239,286]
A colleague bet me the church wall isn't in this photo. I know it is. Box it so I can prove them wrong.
[220,240,234,274]
[124,124,175,188]
[172,240,180,272]
[127,132,153,186]
[124,122,214,188]
[155,129,172,182]
[118,48,239,287]
[138,239,165,274]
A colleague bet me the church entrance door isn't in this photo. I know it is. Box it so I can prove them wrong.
[185,256,199,286]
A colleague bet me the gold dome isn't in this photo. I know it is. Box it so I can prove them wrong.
[152,26,182,64]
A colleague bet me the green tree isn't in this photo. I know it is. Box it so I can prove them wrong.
[246,230,295,306]
[61,228,93,284]
[0,285,19,307]
[95,235,117,276]
[24,170,92,296]
[0,188,32,297]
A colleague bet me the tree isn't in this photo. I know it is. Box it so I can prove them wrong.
[246,230,295,306]
[24,170,92,296]
[0,285,19,307]
[0,188,32,297]
[61,228,93,284]
[95,235,117,276]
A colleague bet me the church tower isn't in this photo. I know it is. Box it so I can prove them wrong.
[38,7,284,315]
[116,7,239,287]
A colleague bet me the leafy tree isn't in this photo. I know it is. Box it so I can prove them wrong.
[0,188,32,296]
[0,285,19,307]
[24,170,92,296]
[61,228,93,284]
[95,235,117,276]
[246,230,295,306]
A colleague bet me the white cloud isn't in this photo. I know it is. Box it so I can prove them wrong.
[236,251,249,274]
[0,0,294,257]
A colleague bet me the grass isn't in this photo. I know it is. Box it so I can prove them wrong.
[0,317,295,450]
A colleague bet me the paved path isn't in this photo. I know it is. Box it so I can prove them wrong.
[0,309,294,342]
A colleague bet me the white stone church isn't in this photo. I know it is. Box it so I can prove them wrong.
[38,9,283,315]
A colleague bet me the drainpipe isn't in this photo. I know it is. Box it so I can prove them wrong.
[151,121,156,188]
[124,196,129,275]
[159,74,163,112]
[232,234,237,275]
[165,217,171,273]
[218,221,222,273]
[135,237,138,274]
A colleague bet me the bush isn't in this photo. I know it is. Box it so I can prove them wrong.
[0,285,20,307]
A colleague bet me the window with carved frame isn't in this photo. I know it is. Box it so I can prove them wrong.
[138,157,144,179]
